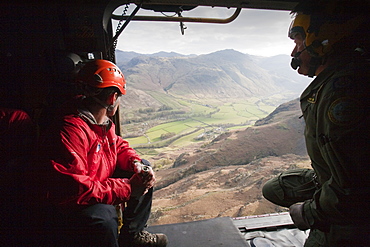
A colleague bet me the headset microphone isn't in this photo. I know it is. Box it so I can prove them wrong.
[290,48,306,70]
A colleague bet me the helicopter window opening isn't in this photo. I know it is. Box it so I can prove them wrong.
[110,6,313,227]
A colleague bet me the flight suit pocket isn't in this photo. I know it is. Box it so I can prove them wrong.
[279,168,317,202]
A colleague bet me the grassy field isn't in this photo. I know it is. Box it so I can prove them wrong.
[123,95,276,161]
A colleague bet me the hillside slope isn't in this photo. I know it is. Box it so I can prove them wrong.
[150,154,310,225]
[154,98,306,189]
[150,98,309,225]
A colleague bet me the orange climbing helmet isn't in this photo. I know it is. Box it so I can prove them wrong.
[76,59,126,95]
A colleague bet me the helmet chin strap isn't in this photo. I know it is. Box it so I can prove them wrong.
[107,98,120,112]
[307,57,322,78]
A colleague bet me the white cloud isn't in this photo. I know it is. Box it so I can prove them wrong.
[114,5,295,57]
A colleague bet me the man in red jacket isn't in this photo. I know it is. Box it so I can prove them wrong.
[40,59,167,247]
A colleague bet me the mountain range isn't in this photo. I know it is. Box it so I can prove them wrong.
[116,49,311,112]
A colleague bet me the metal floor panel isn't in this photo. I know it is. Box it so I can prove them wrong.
[147,217,248,247]
[233,213,309,247]
[233,212,294,231]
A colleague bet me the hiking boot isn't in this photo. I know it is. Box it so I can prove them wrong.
[119,230,168,247]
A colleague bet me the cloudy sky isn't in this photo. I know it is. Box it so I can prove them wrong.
[113,5,295,57]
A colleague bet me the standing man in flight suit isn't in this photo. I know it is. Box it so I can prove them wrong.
[262,0,370,246]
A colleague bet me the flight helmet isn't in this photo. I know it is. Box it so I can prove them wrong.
[288,12,365,58]
[288,0,367,58]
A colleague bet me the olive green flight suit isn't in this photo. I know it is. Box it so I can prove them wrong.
[263,53,370,246]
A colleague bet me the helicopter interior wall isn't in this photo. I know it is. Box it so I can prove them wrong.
[1,2,117,128]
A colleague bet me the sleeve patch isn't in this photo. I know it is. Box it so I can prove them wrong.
[328,97,363,126]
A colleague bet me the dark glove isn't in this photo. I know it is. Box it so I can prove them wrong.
[289,203,310,230]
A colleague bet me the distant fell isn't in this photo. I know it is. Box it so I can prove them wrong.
[117,49,310,110]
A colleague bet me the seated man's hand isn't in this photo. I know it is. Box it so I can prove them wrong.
[134,159,156,189]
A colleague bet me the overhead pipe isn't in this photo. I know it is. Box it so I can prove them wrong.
[112,7,242,24]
